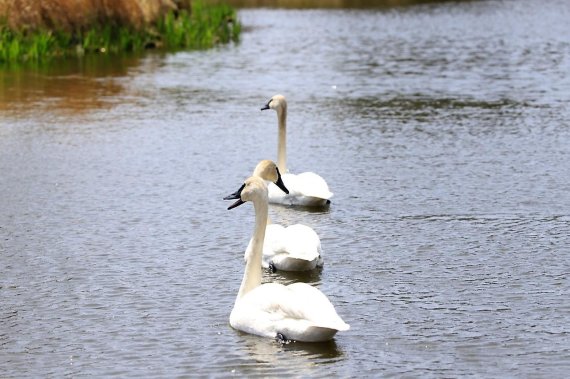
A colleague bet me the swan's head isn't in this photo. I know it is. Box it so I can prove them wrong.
[261,94,287,113]
[224,176,268,210]
[252,160,289,195]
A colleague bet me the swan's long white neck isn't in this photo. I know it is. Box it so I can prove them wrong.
[236,196,268,300]
[277,107,287,173]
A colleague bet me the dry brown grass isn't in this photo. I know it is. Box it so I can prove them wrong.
[0,0,192,31]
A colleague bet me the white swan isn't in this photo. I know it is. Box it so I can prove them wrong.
[261,94,333,208]
[249,160,323,271]
[224,176,349,342]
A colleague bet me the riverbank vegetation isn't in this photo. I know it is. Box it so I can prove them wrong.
[206,0,462,8]
[0,0,240,63]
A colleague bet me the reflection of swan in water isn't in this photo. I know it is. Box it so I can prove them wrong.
[250,160,324,272]
[261,94,333,208]
[281,338,342,359]
[235,332,344,373]
[266,265,324,287]
[224,176,349,342]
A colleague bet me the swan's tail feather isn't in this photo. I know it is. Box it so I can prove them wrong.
[295,325,347,342]
[312,317,350,332]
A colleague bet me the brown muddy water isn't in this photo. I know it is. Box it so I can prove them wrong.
[1,0,570,377]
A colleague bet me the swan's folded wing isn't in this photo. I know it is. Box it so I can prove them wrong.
[281,283,349,331]
[295,172,333,200]
[282,224,322,261]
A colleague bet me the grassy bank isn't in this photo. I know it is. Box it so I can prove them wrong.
[0,1,240,63]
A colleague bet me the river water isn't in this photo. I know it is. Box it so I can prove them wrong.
[1,0,569,377]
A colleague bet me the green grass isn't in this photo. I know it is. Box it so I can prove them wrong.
[0,1,240,64]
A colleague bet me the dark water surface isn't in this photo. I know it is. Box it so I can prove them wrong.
[1,1,569,377]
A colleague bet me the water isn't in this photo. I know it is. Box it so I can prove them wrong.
[2,0,570,377]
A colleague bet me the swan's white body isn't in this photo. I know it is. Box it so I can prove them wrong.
[250,160,324,271]
[262,95,333,208]
[225,177,349,342]
[245,223,323,271]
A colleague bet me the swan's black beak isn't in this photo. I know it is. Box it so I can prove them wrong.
[224,183,246,210]
[275,167,289,194]
[260,99,271,111]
